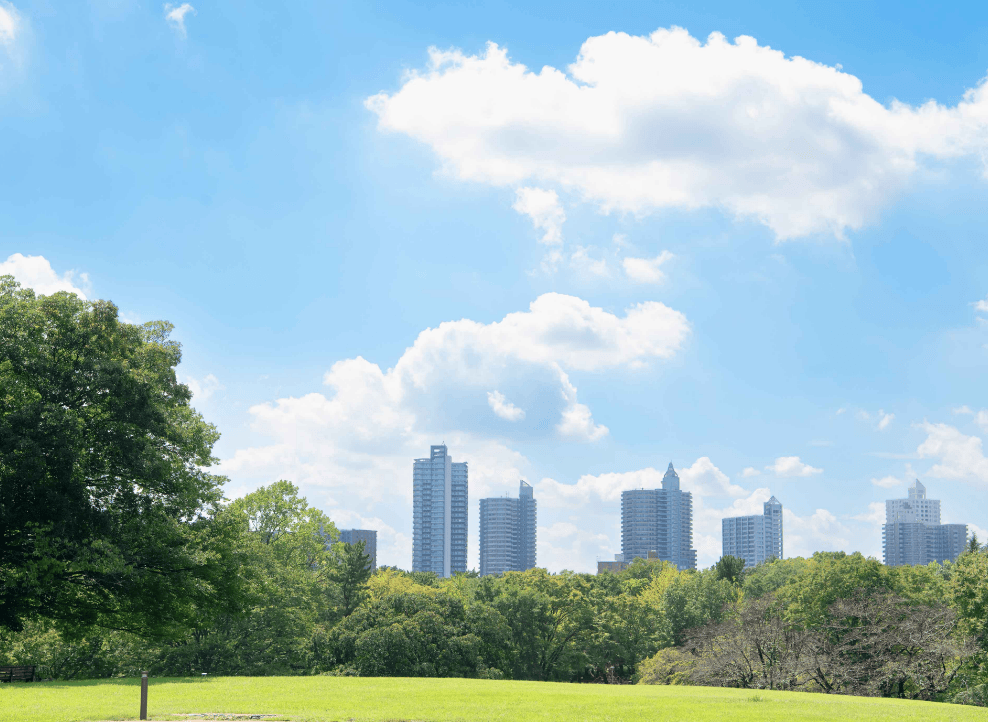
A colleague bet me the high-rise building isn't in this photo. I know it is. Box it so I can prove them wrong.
[339,528,378,571]
[882,480,967,566]
[412,444,468,577]
[721,496,784,568]
[479,480,537,576]
[620,462,697,570]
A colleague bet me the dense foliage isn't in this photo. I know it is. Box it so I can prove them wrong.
[2,279,986,708]
[0,278,244,637]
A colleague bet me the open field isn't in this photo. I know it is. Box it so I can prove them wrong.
[1,677,986,722]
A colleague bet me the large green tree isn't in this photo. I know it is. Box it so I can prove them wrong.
[0,278,241,636]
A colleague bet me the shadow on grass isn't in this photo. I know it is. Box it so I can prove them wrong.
[29,677,220,689]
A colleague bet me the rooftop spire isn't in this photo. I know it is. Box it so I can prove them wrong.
[662,461,680,490]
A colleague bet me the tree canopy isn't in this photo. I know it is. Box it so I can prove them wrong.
[0,277,241,636]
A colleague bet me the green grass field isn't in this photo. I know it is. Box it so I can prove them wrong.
[0,677,985,722]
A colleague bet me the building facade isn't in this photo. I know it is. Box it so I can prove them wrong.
[412,444,468,577]
[620,463,697,570]
[339,528,378,571]
[882,480,967,566]
[479,480,537,576]
[721,496,784,568]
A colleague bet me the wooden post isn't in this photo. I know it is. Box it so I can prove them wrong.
[140,672,148,721]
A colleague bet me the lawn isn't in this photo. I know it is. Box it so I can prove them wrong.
[1,676,985,722]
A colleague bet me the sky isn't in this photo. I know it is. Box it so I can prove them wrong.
[3,0,988,572]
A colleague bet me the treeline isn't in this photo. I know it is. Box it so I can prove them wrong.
[2,279,986,707]
[2,478,988,708]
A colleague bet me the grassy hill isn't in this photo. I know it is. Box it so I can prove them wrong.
[0,676,983,722]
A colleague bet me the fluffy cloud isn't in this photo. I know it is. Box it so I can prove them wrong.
[766,456,823,477]
[871,475,904,489]
[741,467,761,477]
[220,292,688,568]
[164,3,195,38]
[785,508,853,557]
[623,251,674,284]
[487,390,525,421]
[0,2,20,52]
[182,373,224,402]
[0,253,90,298]
[877,410,895,431]
[366,27,988,240]
[974,296,988,313]
[537,456,745,509]
[513,187,565,246]
[916,422,988,485]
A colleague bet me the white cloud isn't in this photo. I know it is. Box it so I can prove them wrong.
[623,251,674,284]
[513,187,565,246]
[0,253,90,298]
[741,467,761,477]
[851,501,886,526]
[978,411,988,433]
[182,373,224,402]
[856,409,871,421]
[871,475,903,489]
[954,405,974,415]
[219,293,689,569]
[366,27,988,240]
[877,410,895,431]
[487,389,525,421]
[537,456,743,509]
[766,456,823,477]
[0,2,20,52]
[916,422,988,486]
[784,507,853,557]
[164,3,195,38]
[569,246,611,278]
[974,296,988,313]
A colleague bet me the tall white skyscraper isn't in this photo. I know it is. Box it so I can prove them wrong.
[722,495,784,568]
[621,463,697,570]
[412,444,468,577]
[883,479,967,566]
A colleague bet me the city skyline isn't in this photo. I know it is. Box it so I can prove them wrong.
[3,2,988,574]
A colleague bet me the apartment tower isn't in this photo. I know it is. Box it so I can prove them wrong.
[721,496,784,568]
[883,479,967,566]
[620,462,697,570]
[478,480,537,576]
[339,528,378,572]
[412,444,468,577]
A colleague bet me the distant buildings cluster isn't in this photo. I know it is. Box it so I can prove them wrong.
[336,445,972,575]
[882,479,967,566]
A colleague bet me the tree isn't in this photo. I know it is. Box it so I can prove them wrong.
[715,556,747,586]
[0,278,241,636]
[328,541,373,617]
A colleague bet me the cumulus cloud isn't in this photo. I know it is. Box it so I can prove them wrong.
[0,253,90,298]
[916,422,988,485]
[852,501,887,526]
[537,456,744,509]
[741,467,761,477]
[623,251,674,284]
[0,2,20,53]
[766,456,823,477]
[182,373,224,402]
[785,508,853,557]
[877,410,895,431]
[220,293,689,568]
[366,27,988,240]
[487,390,525,421]
[513,187,565,246]
[164,3,195,38]
[974,295,988,313]
[871,475,904,489]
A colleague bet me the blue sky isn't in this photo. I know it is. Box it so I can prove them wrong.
[3,0,988,571]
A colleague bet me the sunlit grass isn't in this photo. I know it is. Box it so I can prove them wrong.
[0,676,982,722]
